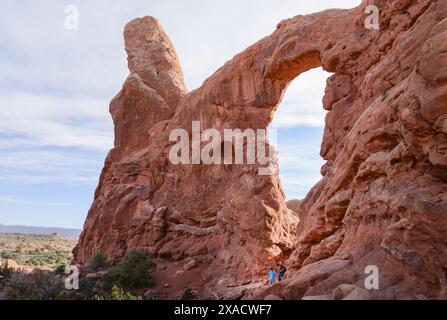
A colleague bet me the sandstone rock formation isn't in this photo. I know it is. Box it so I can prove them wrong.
[74,0,447,299]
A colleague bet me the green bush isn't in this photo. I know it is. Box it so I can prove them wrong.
[79,279,95,295]
[1,250,16,260]
[88,251,107,271]
[4,271,66,300]
[181,287,198,300]
[102,249,155,289]
[94,285,142,300]
[0,266,15,281]
[26,258,39,266]
[53,264,67,276]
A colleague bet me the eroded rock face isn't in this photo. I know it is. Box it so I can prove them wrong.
[74,1,447,299]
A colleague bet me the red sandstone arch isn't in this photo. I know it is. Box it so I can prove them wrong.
[75,1,447,299]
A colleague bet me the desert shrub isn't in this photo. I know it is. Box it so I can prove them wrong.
[4,271,66,300]
[102,249,155,289]
[0,266,15,281]
[53,264,67,276]
[181,287,198,300]
[78,279,95,295]
[26,258,38,266]
[1,250,16,260]
[94,285,142,300]
[88,251,107,271]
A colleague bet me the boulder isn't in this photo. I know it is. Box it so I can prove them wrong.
[86,271,106,281]
[332,284,358,300]
[302,295,333,300]
[144,289,161,300]
[264,295,283,300]
[342,288,374,300]
[183,259,197,271]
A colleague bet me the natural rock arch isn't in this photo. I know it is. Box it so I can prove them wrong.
[74,0,447,299]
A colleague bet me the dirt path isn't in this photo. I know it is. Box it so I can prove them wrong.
[151,259,208,299]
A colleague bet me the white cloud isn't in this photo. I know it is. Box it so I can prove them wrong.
[280,175,323,200]
[271,68,331,128]
[0,0,361,93]
[278,148,322,169]
[0,195,73,206]
[0,173,98,185]
[0,91,112,185]
[0,150,103,185]
[0,92,113,151]
[281,177,323,188]
[0,149,101,172]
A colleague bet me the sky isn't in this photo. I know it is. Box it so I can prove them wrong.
[0,0,362,228]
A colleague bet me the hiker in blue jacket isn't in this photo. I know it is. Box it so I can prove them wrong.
[268,268,276,285]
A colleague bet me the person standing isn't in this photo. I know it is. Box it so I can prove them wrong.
[268,268,276,285]
[278,262,287,281]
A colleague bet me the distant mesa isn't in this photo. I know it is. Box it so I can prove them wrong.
[0,224,81,239]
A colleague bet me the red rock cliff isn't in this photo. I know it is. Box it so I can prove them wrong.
[74,0,447,299]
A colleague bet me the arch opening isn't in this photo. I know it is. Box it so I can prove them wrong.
[270,67,332,202]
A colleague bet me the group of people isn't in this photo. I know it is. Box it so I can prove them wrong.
[267,262,287,285]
